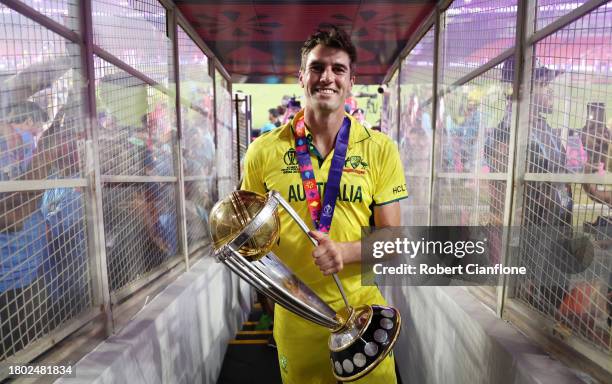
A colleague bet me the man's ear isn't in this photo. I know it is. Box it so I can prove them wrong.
[298,70,304,88]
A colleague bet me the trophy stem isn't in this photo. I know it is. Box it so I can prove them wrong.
[331,274,350,309]
[270,191,351,310]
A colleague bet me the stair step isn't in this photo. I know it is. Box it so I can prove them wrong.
[234,330,272,340]
[237,330,272,335]
[241,321,257,331]
[228,339,268,345]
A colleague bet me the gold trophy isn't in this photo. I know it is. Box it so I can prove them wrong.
[209,190,400,382]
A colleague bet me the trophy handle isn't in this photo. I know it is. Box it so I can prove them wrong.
[268,190,351,310]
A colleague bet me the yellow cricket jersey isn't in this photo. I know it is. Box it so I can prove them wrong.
[241,110,407,383]
[242,110,408,305]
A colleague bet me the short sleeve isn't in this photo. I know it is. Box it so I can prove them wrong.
[240,143,267,195]
[372,136,408,205]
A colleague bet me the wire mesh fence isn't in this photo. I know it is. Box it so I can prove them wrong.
[102,182,178,293]
[184,179,215,255]
[176,25,216,259]
[177,25,215,179]
[92,0,172,85]
[385,0,612,365]
[234,93,251,180]
[433,64,511,227]
[18,0,81,31]
[536,0,590,31]
[0,1,94,362]
[441,0,517,87]
[215,70,235,196]
[399,27,435,226]
[514,2,612,353]
[0,0,232,370]
[381,71,399,141]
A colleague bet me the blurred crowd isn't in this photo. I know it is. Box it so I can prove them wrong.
[0,54,217,358]
[253,94,377,139]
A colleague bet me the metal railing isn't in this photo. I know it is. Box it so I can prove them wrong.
[0,0,240,377]
[386,0,611,379]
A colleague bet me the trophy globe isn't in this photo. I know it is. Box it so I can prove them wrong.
[209,190,401,382]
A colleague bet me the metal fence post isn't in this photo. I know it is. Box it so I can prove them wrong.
[168,6,190,271]
[80,0,114,335]
[427,6,442,226]
[497,0,537,317]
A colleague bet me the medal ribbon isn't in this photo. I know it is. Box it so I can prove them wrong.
[294,114,351,233]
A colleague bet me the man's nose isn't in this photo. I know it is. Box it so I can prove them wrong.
[320,66,334,82]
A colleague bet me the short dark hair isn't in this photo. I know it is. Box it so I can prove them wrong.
[300,26,357,73]
[7,101,48,124]
[501,56,562,85]
[268,108,279,118]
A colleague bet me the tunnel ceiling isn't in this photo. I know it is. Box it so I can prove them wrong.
[175,0,435,84]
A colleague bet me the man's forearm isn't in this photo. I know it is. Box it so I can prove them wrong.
[340,240,362,265]
[582,183,612,205]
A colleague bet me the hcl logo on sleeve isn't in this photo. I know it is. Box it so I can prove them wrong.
[393,184,406,194]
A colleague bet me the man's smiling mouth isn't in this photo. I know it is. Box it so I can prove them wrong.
[315,88,338,94]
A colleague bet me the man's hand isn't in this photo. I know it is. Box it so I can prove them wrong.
[309,230,345,275]
[309,231,361,275]
[307,202,401,276]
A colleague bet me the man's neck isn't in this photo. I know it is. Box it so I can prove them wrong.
[303,108,345,158]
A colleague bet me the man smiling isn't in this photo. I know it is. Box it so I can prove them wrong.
[242,26,407,383]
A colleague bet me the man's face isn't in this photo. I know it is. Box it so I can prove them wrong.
[12,118,43,136]
[299,45,354,114]
[532,82,554,114]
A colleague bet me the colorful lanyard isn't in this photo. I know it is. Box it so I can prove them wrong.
[294,114,351,233]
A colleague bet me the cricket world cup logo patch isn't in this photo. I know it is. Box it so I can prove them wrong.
[283,148,298,165]
[322,204,333,217]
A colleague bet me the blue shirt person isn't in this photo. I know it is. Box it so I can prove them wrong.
[41,183,88,325]
[0,101,50,357]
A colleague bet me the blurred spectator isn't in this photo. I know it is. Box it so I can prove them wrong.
[97,74,178,288]
[97,72,148,176]
[144,103,178,257]
[484,57,590,314]
[456,91,481,172]
[282,97,301,124]
[0,101,51,357]
[261,107,281,134]
[39,111,88,327]
[578,105,611,328]
[184,181,213,247]
[351,108,372,129]
[276,105,286,122]
[581,103,611,215]
[344,96,357,113]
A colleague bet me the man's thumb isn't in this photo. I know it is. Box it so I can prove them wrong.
[309,230,327,243]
